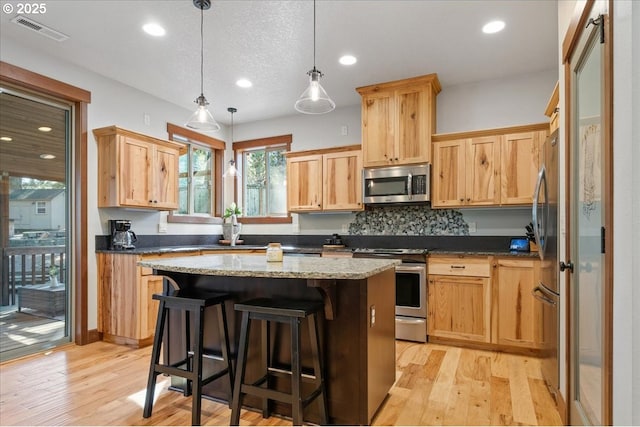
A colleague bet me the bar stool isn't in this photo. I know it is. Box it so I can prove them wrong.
[143,285,234,426]
[230,298,328,426]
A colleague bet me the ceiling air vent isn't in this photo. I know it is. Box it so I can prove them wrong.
[10,15,69,42]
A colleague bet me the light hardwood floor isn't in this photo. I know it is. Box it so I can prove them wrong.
[0,340,562,426]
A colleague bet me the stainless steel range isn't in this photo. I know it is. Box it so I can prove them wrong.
[353,248,428,342]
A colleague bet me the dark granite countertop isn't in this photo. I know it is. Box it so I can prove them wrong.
[428,249,540,258]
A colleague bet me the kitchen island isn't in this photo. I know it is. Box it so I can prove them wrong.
[138,254,399,425]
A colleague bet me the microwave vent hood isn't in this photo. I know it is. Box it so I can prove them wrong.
[363,164,430,205]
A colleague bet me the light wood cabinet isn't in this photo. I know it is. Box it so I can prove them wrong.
[500,130,547,205]
[286,145,363,212]
[428,256,492,343]
[94,126,182,210]
[357,74,440,167]
[492,258,543,348]
[432,123,548,208]
[545,82,560,133]
[97,249,266,347]
[431,136,500,207]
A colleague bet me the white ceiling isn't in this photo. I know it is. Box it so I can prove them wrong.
[0,0,558,125]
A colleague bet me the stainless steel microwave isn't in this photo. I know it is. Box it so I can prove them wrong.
[362,164,430,204]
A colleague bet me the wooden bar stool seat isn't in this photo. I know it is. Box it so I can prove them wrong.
[230,298,328,426]
[143,286,234,426]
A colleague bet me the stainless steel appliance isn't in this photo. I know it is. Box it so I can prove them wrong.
[363,164,430,205]
[109,219,137,250]
[531,128,560,402]
[353,248,428,342]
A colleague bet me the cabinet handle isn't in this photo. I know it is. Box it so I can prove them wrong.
[467,198,470,202]
[459,198,464,202]
[450,265,466,269]
[395,157,399,161]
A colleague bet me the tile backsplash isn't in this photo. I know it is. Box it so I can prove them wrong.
[348,206,469,236]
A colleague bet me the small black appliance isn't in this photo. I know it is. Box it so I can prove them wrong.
[109,219,137,250]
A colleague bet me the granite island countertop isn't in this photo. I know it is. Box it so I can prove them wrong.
[138,253,400,280]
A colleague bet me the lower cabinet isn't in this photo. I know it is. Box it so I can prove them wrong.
[428,255,543,351]
[493,258,543,349]
[97,250,270,347]
[428,256,492,343]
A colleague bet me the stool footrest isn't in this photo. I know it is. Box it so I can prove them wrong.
[239,383,323,409]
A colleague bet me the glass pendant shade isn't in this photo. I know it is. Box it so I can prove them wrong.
[186,94,221,131]
[223,159,240,178]
[295,68,335,114]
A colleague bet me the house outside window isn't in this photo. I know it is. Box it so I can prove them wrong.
[233,134,292,224]
[35,201,47,215]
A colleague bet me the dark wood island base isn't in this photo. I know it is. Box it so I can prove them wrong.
[147,258,396,426]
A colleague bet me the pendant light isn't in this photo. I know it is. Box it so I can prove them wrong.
[294,0,335,114]
[185,0,220,131]
[224,107,240,178]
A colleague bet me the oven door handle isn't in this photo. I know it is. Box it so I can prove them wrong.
[395,317,425,324]
[395,265,426,273]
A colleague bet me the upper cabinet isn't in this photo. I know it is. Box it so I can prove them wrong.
[544,82,560,133]
[286,145,363,212]
[357,74,441,167]
[93,126,183,210]
[432,136,501,207]
[432,123,548,208]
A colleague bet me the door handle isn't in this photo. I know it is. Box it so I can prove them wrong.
[532,286,557,306]
[560,261,574,273]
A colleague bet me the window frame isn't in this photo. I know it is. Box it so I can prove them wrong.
[233,134,292,224]
[166,123,225,224]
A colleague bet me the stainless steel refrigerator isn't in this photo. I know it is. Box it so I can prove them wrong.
[532,128,560,402]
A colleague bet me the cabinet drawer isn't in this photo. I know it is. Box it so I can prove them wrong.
[428,256,491,277]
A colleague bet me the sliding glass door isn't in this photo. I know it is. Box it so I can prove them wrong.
[0,87,72,361]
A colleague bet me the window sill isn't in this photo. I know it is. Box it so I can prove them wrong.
[239,216,292,225]
[167,213,223,225]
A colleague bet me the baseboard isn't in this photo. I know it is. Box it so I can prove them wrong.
[86,329,102,344]
[556,390,568,425]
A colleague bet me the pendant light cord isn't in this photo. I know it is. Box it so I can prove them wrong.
[200,4,204,96]
[313,0,316,69]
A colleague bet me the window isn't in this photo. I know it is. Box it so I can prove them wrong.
[233,135,292,224]
[35,201,47,215]
[167,123,225,224]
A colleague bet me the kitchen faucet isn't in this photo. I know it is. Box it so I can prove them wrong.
[230,214,241,246]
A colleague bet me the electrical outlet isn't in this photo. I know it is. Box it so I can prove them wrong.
[143,113,151,126]
[468,221,477,233]
[370,305,376,327]
[341,223,349,233]
[341,125,348,136]
[158,223,167,233]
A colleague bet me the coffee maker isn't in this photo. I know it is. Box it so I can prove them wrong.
[109,219,137,250]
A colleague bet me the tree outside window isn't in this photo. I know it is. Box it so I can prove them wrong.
[243,148,287,217]
[178,144,212,215]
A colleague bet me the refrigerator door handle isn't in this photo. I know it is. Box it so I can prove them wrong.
[532,285,557,306]
[532,166,548,260]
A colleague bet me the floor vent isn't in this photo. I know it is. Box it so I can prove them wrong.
[10,15,69,42]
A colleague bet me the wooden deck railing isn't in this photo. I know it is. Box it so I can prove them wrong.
[1,246,66,306]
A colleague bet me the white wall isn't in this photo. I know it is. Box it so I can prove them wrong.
[611,1,639,424]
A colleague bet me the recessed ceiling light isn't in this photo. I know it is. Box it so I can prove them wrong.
[236,79,253,88]
[483,20,505,34]
[339,55,357,66]
[40,154,56,160]
[0,136,12,142]
[38,126,52,132]
[143,23,166,37]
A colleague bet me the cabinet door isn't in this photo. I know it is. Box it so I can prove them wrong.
[152,144,179,210]
[323,150,363,211]
[428,274,491,342]
[139,274,164,340]
[287,155,323,211]
[501,131,545,205]
[466,136,501,206]
[396,87,431,165]
[495,259,542,348]
[119,136,152,207]
[361,92,395,167]
[432,139,466,207]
